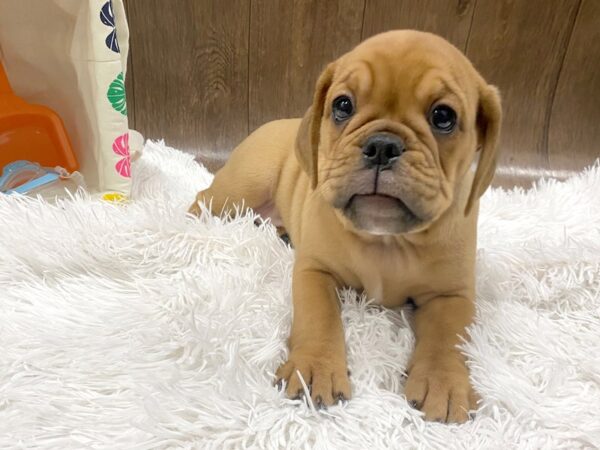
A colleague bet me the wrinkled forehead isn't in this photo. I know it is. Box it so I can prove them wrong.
[333,39,477,112]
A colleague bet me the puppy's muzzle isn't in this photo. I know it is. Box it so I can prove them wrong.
[362,133,405,170]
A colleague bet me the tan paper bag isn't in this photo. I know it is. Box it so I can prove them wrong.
[0,0,138,198]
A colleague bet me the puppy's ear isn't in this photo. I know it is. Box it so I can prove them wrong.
[465,84,502,215]
[295,63,336,188]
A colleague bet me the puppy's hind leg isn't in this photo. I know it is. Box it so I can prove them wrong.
[188,124,288,219]
[188,162,273,219]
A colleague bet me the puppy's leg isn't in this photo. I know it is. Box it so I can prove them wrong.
[188,157,272,218]
[188,121,296,218]
[275,263,351,407]
[404,295,477,423]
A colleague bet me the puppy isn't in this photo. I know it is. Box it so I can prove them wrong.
[189,30,501,423]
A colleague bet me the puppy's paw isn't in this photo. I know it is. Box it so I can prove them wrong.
[275,351,351,408]
[405,357,478,423]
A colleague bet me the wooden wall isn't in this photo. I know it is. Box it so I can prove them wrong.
[124,0,600,185]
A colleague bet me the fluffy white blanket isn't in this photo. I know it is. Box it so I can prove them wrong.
[0,141,598,449]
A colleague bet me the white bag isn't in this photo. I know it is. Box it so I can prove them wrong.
[0,0,140,198]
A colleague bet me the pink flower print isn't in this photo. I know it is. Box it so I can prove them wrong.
[113,132,130,178]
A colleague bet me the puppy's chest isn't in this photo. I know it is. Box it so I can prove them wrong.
[360,271,413,307]
[351,249,425,307]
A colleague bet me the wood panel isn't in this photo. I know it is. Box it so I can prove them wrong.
[248,0,365,132]
[548,0,600,171]
[362,0,476,51]
[465,0,580,180]
[123,0,135,129]
[127,0,250,159]
[123,0,600,182]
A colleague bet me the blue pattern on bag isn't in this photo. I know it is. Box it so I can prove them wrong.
[100,1,120,53]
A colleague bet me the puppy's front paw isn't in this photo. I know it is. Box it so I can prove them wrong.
[275,350,351,408]
[405,356,478,423]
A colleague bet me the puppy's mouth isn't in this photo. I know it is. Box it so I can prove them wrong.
[344,193,421,235]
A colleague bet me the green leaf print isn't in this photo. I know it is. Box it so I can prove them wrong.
[107,72,127,115]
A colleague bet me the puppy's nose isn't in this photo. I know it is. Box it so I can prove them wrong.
[362,133,405,169]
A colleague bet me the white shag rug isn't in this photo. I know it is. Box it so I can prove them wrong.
[1,141,599,450]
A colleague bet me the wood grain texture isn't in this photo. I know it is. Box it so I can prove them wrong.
[127,0,250,157]
[362,0,475,51]
[123,0,600,183]
[548,0,600,171]
[123,0,135,129]
[248,0,365,132]
[466,0,580,173]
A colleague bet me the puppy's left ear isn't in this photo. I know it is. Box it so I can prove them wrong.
[465,83,502,215]
[295,63,336,189]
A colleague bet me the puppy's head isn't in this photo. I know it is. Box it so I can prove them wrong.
[296,30,501,235]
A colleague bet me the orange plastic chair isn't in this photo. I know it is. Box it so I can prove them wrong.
[0,60,78,172]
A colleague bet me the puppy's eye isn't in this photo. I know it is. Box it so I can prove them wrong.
[429,104,457,134]
[332,95,354,122]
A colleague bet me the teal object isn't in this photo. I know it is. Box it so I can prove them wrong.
[0,160,60,195]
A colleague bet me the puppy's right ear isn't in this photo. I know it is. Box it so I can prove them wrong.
[295,63,336,189]
[464,83,502,216]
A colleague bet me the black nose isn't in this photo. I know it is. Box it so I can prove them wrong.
[362,133,405,169]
